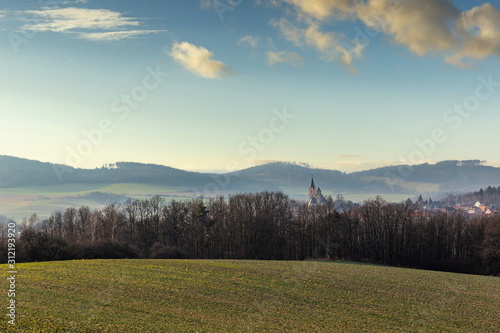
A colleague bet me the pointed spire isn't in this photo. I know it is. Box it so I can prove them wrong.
[310,176,315,189]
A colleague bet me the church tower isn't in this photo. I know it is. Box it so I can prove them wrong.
[308,176,327,206]
[308,177,316,199]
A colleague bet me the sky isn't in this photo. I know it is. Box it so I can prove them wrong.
[1,0,500,173]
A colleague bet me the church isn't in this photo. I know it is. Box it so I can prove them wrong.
[308,177,327,206]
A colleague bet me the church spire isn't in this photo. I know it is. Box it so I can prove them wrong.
[310,176,315,189]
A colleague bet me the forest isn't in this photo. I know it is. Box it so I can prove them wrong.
[1,191,498,276]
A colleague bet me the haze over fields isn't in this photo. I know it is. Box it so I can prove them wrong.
[2,155,500,221]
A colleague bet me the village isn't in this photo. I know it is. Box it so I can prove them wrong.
[415,198,498,217]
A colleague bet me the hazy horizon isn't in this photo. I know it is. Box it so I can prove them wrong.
[1,1,500,174]
[4,153,500,175]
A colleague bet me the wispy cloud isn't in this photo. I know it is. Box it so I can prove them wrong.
[270,18,364,66]
[169,42,233,79]
[21,8,139,32]
[275,0,500,68]
[78,30,165,41]
[19,7,164,41]
[238,35,261,48]
[200,0,213,9]
[282,0,359,20]
[60,0,89,4]
[267,50,303,66]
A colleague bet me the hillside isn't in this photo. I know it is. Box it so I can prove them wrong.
[352,160,500,192]
[229,162,402,193]
[3,156,500,195]
[1,259,498,332]
[0,155,273,192]
[0,156,405,194]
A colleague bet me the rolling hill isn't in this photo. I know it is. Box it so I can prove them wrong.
[2,156,500,195]
[2,155,500,221]
[1,259,498,332]
[0,155,405,193]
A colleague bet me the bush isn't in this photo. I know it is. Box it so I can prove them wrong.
[59,242,139,260]
[150,243,188,259]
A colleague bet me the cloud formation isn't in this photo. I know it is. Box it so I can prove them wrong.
[169,42,233,79]
[449,3,500,67]
[78,30,165,41]
[275,0,500,68]
[200,0,213,9]
[271,18,364,65]
[60,0,89,4]
[238,35,261,48]
[282,0,360,20]
[267,50,304,66]
[21,7,139,32]
[19,7,164,41]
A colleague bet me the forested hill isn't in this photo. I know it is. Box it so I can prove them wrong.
[228,162,398,193]
[1,155,500,194]
[351,160,500,191]
[0,156,400,193]
[0,155,270,191]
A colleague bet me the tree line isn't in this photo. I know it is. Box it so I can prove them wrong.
[1,192,498,275]
[443,185,500,206]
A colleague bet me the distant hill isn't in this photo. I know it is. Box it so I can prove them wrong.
[229,162,403,194]
[0,155,272,192]
[352,160,500,193]
[1,155,500,196]
[0,156,403,194]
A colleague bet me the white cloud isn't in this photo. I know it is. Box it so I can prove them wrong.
[78,30,165,41]
[18,7,165,42]
[282,0,360,20]
[238,35,261,48]
[267,50,304,66]
[169,42,233,79]
[60,0,89,4]
[21,7,139,32]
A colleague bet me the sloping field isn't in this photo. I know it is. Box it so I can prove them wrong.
[1,260,499,332]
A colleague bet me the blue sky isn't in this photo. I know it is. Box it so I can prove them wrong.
[1,0,499,172]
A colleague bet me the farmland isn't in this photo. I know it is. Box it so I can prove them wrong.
[1,260,499,332]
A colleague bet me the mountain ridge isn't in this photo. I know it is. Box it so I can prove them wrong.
[1,155,500,195]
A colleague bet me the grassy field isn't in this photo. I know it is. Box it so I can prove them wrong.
[1,260,498,332]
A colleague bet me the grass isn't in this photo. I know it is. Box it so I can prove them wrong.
[1,260,499,332]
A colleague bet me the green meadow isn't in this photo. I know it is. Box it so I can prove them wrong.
[1,260,498,332]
